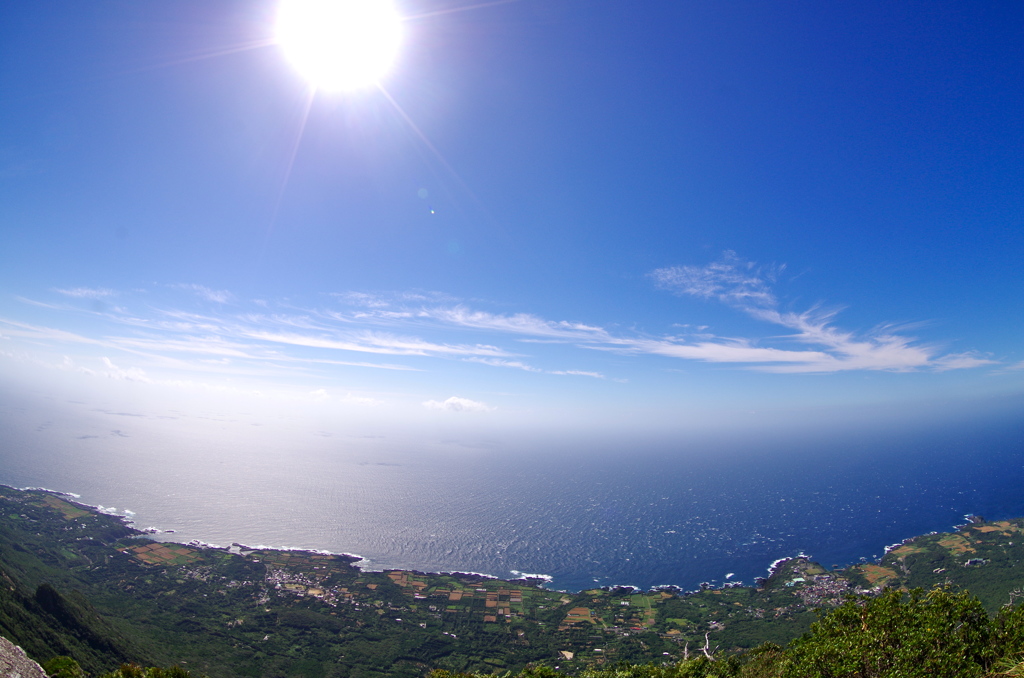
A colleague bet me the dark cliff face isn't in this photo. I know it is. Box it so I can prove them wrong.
[34,583,123,658]
[0,572,141,674]
[0,636,48,678]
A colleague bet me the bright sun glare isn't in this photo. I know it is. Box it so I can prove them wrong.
[276,0,403,92]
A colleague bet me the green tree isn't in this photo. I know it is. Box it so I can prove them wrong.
[42,656,87,678]
[783,587,992,678]
[993,602,1024,658]
[990,602,1024,676]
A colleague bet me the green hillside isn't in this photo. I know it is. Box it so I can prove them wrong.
[3,486,1024,677]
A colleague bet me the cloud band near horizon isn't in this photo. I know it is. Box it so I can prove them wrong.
[2,254,995,402]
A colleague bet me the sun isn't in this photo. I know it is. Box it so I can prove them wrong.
[276,0,403,92]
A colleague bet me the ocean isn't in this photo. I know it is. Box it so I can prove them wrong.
[2,386,1023,592]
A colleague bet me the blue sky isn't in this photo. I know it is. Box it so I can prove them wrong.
[1,0,1022,444]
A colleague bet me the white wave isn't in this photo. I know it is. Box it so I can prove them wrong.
[232,543,365,562]
[438,570,499,581]
[16,486,82,498]
[186,539,225,549]
[509,570,554,582]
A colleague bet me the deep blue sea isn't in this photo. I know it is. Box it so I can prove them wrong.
[2,387,1023,592]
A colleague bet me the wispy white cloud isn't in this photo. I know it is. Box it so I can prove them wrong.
[930,352,998,372]
[0,317,110,348]
[423,396,495,412]
[341,392,382,406]
[0,314,420,378]
[334,291,392,308]
[651,251,782,308]
[597,335,834,367]
[551,370,606,379]
[466,357,605,378]
[645,252,995,373]
[406,300,977,374]
[5,268,995,400]
[15,296,82,311]
[54,287,117,299]
[111,335,267,359]
[99,357,151,382]
[467,357,543,372]
[108,331,423,371]
[331,290,456,308]
[243,330,509,358]
[177,284,234,304]
[40,354,150,383]
[310,275,994,374]
[423,306,607,340]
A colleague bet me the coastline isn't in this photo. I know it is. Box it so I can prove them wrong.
[5,483,979,596]
[6,484,561,589]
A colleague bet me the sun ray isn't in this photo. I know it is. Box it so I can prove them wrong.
[116,39,277,78]
[258,85,318,262]
[376,85,509,241]
[403,0,521,21]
